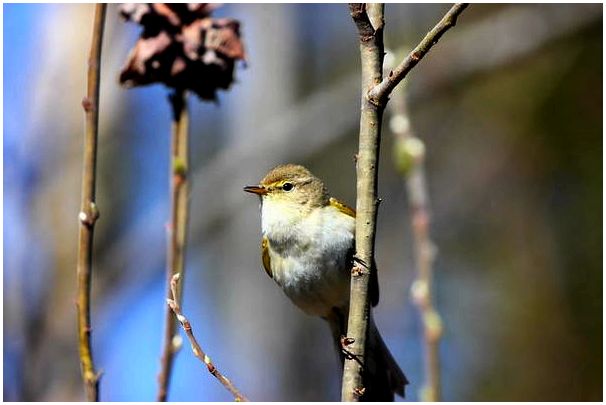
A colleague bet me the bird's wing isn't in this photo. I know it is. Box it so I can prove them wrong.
[329,197,380,307]
[329,197,356,218]
[261,235,273,279]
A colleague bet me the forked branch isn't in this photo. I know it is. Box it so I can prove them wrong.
[368,3,469,106]
[343,2,467,401]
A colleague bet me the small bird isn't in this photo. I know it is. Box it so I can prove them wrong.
[244,163,407,401]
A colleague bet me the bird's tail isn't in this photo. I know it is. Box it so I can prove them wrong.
[327,310,408,401]
[363,315,408,400]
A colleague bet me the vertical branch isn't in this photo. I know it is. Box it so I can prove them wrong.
[342,3,385,401]
[77,3,106,401]
[157,89,191,401]
[343,3,466,401]
[390,90,443,401]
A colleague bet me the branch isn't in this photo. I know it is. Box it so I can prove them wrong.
[167,274,249,402]
[157,90,191,401]
[342,3,385,402]
[343,2,467,401]
[349,4,376,40]
[390,88,443,401]
[369,3,469,105]
[76,3,106,401]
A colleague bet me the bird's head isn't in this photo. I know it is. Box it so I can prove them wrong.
[244,164,329,210]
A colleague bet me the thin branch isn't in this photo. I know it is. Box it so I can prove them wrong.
[76,3,106,401]
[368,3,469,106]
[342,3,385,402]
[157,90,191,401]
[389,88,443,401]
[167,274,249,402]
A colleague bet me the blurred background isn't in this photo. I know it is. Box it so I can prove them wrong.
[3,3,602,401]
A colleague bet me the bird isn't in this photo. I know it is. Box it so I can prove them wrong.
[244,163,407,401]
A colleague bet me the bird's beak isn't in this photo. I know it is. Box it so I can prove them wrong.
[243,185,268,196]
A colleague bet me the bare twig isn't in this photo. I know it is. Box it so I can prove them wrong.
[342,3,385,401]
[76,3,106,401]
[390,88,443,401]
[368,3,469,106]
[157,90,191,401]
[167,274,249,402]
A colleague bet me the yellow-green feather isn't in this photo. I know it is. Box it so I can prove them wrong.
[261,236,273,278]
[329,197,356,218]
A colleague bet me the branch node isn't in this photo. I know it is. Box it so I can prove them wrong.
[353,386,366,397]
[79,202,100,227]
[424,309,444,339]
[183,321,192,332]
[173,157,188,182]
[365,88,384,108]
[411,279,429,306]
[360,34,375,43]
[78,211,89,224]
[351,265,366,277]
[340,335,356,348]
[84,369,103,387]
[81,96,93,112]
[171,334,183,352]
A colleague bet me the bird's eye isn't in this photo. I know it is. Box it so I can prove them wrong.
[282,182,294,191]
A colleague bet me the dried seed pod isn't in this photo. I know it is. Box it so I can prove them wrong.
[119,3,245,100]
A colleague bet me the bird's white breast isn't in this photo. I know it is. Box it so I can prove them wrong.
[261,200,355,317]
